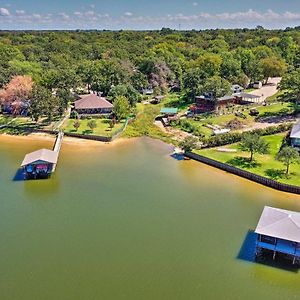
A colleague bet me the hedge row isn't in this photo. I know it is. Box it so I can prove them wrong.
[202,123,293,148]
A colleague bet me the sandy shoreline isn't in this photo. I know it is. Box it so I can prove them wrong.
[0,132,134,148]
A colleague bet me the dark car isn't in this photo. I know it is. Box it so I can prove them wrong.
[249,109,259,116]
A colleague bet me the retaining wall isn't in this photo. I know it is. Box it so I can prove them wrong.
[185,151,300,195]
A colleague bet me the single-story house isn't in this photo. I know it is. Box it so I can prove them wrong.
[2,100,30,116]
[235,93,262,104]
[255,206,300,264]
[21,148,58,178]
[290,121,300,149]
[74,94,113,115]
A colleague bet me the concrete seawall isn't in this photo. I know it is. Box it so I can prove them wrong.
[185,151,300,195]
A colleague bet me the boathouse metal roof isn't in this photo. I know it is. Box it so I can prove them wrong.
[160,107,178,115]
[255,206,300,243]
[21,149,58,167]
[290,121,300,139]
[75,94,113,110]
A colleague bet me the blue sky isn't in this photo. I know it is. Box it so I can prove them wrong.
[0,0,300,30]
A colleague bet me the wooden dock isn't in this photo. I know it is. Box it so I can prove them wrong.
[52,131,64,172]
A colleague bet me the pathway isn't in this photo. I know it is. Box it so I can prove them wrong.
[249,77,281,102]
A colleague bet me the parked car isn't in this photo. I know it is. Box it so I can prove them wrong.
[249,109,259,116]
[253,81,263,89]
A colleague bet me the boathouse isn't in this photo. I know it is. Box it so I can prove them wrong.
[255,206,300,264]
[21,149,58,179]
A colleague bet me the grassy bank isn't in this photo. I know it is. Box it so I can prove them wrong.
[123,102,175,144]
[63,119,124,137]
[196,133,300,186]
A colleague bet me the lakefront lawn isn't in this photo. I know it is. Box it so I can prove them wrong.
[63,119,124,137]
[196,133,300,186]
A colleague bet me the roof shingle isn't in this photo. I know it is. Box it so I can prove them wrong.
[75,94,113,110]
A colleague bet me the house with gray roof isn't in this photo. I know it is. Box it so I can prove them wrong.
[255,206,300,264]
[290,121,300,149]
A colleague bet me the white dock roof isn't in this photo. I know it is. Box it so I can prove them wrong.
[255,206,300,243]
[21,149,58,167]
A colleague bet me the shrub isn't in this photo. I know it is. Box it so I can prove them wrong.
[202,123,293,148]
[70,110,79,119]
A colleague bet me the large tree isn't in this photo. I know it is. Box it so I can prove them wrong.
[113,96,131,121]
[0,75,33,105]
[0,75,33,115]
[29,85,58,122]
[239,133,269,162]
[280,68,300,105]
[276,146,300,176]
[259,56,287,84]
[202,76,231,98]
[108,84,141,106]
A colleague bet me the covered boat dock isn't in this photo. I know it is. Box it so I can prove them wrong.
[255,206,300,264]
[20,131,64,179]
[21,149,58,179]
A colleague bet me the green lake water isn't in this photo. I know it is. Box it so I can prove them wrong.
[1,136,300,300]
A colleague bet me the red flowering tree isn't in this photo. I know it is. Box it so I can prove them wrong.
[0,75,33,115]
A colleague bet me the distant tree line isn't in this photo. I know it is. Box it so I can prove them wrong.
[0,27,299,118]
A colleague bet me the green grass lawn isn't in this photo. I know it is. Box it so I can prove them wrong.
[123,103,175,144]
[255,102,292,116]
[163,93,191,112]
[266,90,285,102]
[196,133,300,186]
[63,118,124,137]
[0,115,47,135]
[0,115,13,125]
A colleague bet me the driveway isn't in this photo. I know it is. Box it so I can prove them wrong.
[249,77,281,102]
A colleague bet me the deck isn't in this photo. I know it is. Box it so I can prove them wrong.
[52,131,64,172]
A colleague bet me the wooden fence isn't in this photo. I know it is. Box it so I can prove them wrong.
[185,151,300,195]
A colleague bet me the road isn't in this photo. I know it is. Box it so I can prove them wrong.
[249,77,281,102]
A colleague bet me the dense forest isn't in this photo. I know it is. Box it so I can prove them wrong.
[1,27,300,118]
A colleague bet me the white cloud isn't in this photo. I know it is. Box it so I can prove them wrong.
[58,12,70,21]
[15,10,25,16]
[192,2,198,6]
[0,8,300,29]
[0,7,10,16]
[32,14,42,19]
